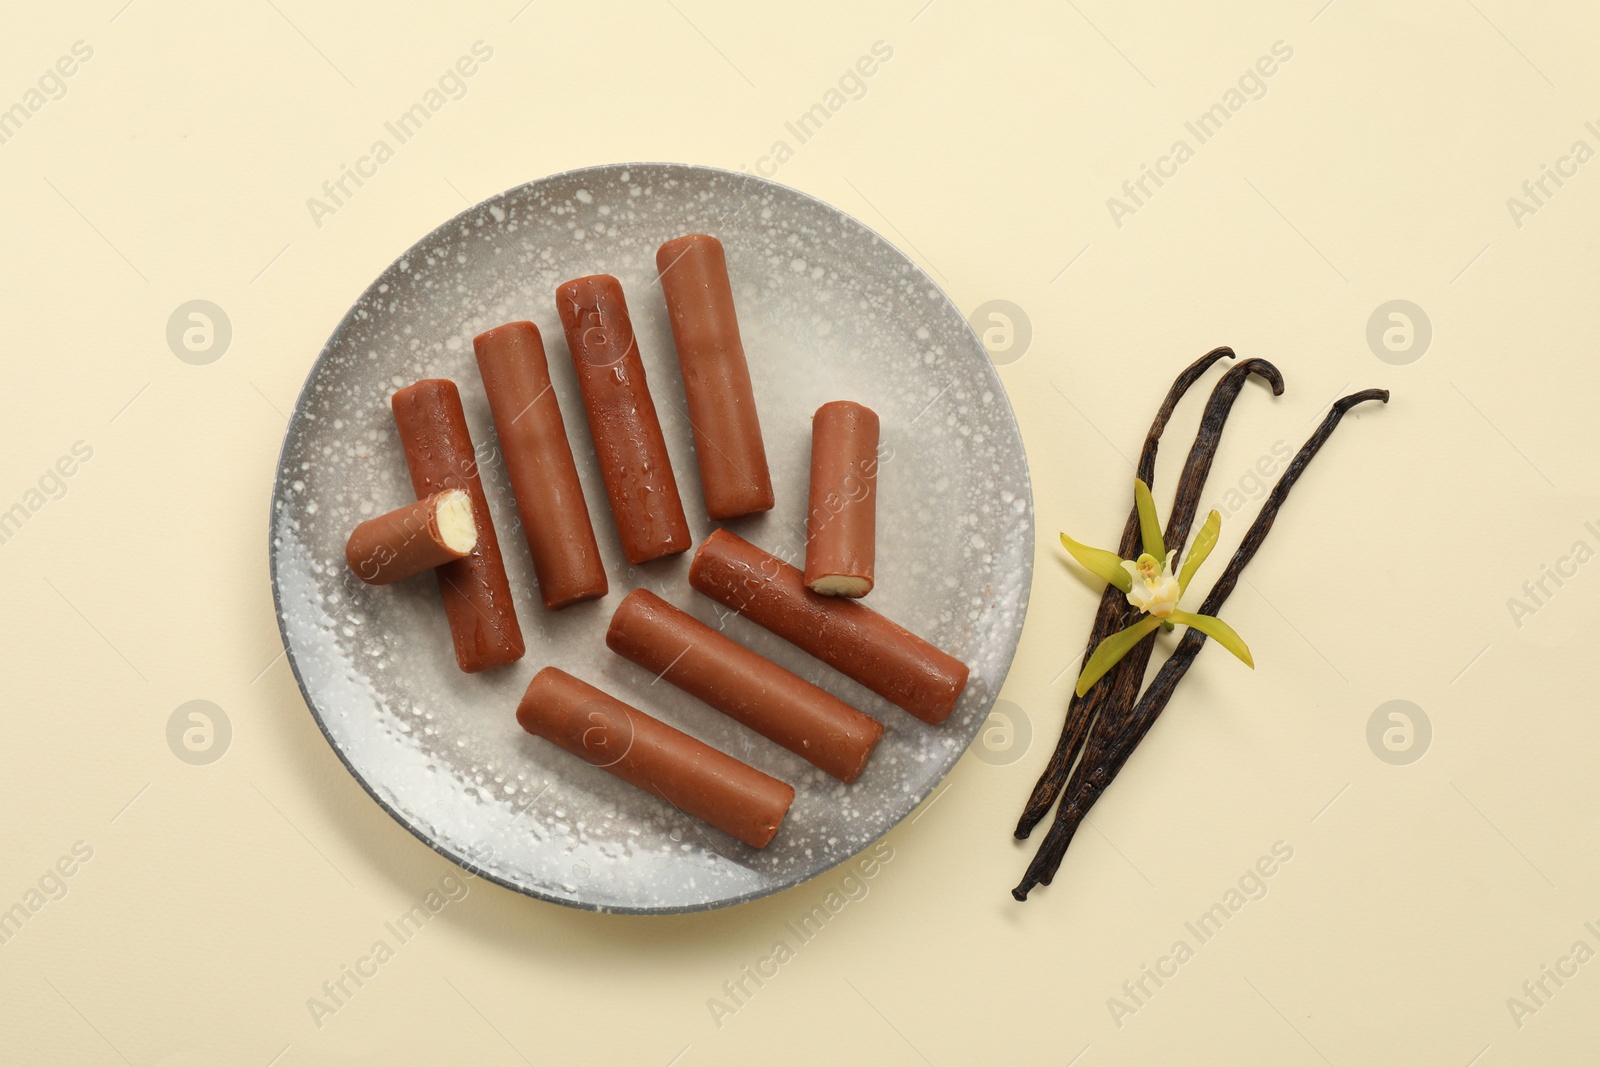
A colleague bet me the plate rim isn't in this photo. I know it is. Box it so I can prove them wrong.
[267,160,1035,915]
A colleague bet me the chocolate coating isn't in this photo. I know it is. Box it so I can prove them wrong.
[689,530,969,725]
[345,490,473,585]
[390,379,525,672]
[607,589,884,782]
[804,401,879,598]
[555,274,690,565]
[516,667,795,849]
[473,321,608,609]
[655,234,774,520]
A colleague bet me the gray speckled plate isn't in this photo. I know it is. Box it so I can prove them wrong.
[269,163,1032,913]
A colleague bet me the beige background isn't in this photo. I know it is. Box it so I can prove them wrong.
[3,0,1597,1062]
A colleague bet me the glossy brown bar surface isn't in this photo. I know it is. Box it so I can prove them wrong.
[555,274,690,565]
[391,379,525,672]
[516,667,794,848]
[689,530,968,725]
[804,401,879,598]
[655,234,774,520]
[473,320,608,609]
[607,589,884,782]
[345,490,473,585]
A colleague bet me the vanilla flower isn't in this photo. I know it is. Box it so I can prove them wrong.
[1060,479,1253,697]
[1122,550,1181,618]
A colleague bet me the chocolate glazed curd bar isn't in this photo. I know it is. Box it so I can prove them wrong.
[607,589,884,782]
[804,401,879,598]
[473,320,609,609]
[655,233,775,520]
[516,666,794,849]
[390,378,525,672]
[345,489,476,585]
[689,529,969,725]
[555,274,691,565]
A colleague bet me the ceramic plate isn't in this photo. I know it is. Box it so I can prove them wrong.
[269,163,1032,913]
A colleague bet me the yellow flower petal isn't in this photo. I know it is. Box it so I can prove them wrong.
[1060,532,1133,592]
[1134,478,1165,560]
[1178,510,1221,595]
[1169,609,1253,668]
[1075,615,1163,696]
